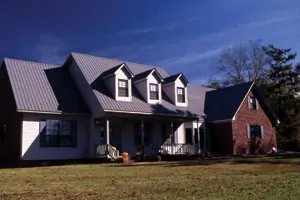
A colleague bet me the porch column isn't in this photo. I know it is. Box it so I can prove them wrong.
[170,122,174,154]
[141,120,144,154]
[197,120,201,154]
[192,124,195,147]
[106,119,110,145]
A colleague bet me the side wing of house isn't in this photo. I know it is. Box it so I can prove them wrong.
[21,113,90,160]
[0,63,23,166]
[232,88,277,155]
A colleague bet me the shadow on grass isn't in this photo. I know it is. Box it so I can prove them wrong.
[110,154,300,168]
[1,154,299,169]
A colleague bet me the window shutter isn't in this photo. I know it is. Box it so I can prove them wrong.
[246,124,250,138]
[256,99,259,110]
[260,125,264,138]
[247,96,251,109]
[71,121,78,147]
[39,119,46,147]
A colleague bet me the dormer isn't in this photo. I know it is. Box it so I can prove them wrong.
[101,63,134,102]
[162,73,189,107]
[133,68,164,104]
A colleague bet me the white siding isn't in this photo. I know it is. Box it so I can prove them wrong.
[68,60,103,118]
[21,113,89,160]
[135,80,147,101]
[105,75,116,98]
[162,83,175,104]
[175,124,185,143]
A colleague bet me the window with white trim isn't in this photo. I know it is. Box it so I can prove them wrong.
[248,96,258,109]
[118,79,129,97]
[40,120,77,147]
[177,87,185,103]
[149,83,159,100]
[247,125,264,139]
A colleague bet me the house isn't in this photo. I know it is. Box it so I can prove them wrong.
[0,53,278,166]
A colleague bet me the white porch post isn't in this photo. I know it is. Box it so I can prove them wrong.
[106,119,110,145]
[192,124,195,147]
[170,122,174,154]
[197,120,201,154]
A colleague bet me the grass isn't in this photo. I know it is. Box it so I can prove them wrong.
[0,156,299,200]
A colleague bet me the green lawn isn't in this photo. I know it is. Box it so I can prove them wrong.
[0,156,299,200]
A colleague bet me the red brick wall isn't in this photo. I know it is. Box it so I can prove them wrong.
[232,90,277,155]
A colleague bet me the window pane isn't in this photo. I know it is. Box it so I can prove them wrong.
[150,84,158,91]
[41,120,77,147]
[118,80,128,88]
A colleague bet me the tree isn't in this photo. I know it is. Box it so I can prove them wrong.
[213,40,269,86]
[263,44,300,145]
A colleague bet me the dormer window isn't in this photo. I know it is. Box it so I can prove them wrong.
[101,63,134,102]
[118,79,129,97]
[149,83,159,100]
[133,68,163,104]
[177,87,185,103]
[162,73,189,107]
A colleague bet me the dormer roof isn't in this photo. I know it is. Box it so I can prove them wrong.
[133,68,164,83]
[101,63,134,79]
[162,73,190,86]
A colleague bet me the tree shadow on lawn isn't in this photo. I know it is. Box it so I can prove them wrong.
[111,154,300,168]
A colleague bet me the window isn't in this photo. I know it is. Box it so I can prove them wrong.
[40,120,77,147]
[118,79,129,97]
[177,87,185,103]
[248,96,257,109]
[247,125,264,139]
[185,128,193,144]
[149,83,159,100]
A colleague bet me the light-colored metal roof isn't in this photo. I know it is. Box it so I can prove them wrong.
[3,58,89,114]
[71,52,204,117]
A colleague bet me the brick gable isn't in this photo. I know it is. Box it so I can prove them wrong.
[232,90,277,155]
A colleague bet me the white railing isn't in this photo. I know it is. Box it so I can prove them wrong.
[95,144,120,159]
[159,143,197,155]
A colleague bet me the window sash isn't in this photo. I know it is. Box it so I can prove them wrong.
[249,125,262,138]
[177,87,185,103]
[118,79,129,97]
[149,84,159,100]
[40,120,77,147]
[249,97,257,109]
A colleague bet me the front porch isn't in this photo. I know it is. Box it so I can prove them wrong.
[91,114,206,160]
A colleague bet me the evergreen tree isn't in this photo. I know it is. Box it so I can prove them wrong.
[263,45,300,147]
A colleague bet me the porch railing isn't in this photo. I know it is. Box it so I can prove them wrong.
[95,144,121,159]
[159,143,199,155]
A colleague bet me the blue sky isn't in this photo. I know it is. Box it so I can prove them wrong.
[1,0,300,85]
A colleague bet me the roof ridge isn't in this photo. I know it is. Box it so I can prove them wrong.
[71,52,167,71]
[207,81,254,92]
[3,57,60,67]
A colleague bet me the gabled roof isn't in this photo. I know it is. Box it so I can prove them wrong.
[204,82,278,124]
[132,68,164,83]
[101,63,134,79]
[70,52,203,118]
[204,82,254,122]
[162,73,189,86]
[2,58,90,114]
